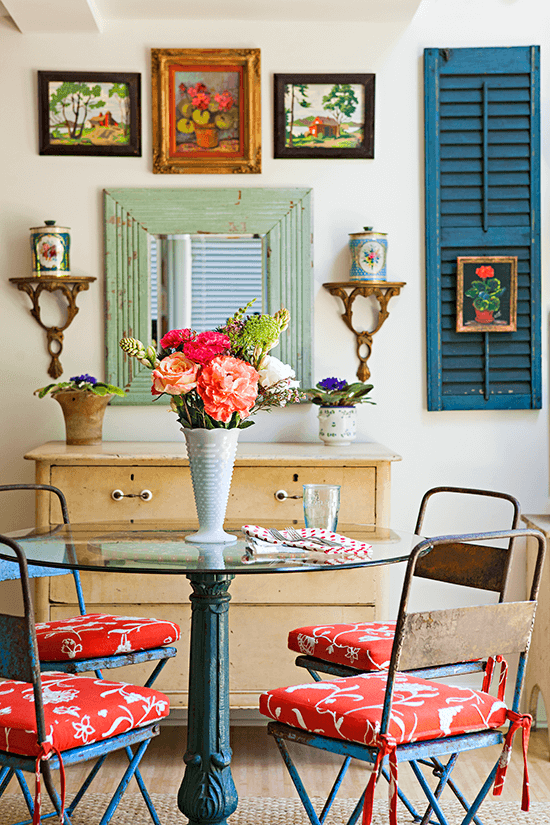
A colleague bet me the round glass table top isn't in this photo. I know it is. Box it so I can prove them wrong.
[3,521,426,575]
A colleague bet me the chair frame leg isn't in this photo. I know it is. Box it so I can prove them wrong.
[98,738,152,825]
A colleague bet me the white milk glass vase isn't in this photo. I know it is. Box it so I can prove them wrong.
[182,428,240,543]
[317,406,357,446]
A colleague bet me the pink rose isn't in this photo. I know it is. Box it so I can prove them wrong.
[183,331,230,365]
[160,328,193,350]
[475,266,495,280]
[151,352,200,396]
[197,355,259,423]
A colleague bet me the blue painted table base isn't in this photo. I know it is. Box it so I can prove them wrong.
[178,573,238,825]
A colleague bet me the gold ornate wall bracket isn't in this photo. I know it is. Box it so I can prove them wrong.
[9,276,96,378]
[323,281,405,381]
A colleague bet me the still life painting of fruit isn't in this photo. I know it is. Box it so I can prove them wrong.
[173,70,241,155]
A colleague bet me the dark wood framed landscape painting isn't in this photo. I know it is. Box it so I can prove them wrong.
[456,256,518,333]
[274,73,375,159]
[38,71,141,156]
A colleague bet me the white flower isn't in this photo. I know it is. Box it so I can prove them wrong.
[258,355,299,389]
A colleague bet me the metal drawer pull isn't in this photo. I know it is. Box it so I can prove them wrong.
[111,489,153,502]
[274,489,303,501]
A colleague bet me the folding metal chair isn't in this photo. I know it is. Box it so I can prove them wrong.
[289,487,520,682]
[0,532,171,825]
[0,484,179,685]
[261,528,545,825]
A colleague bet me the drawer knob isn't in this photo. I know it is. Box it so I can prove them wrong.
[111,489,153,502]
[274,489,303,501]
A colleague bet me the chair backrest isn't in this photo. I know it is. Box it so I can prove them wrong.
[0,533,49,743]
[413,487,521,596]
[0,484,86,615]
[380,527,546,733]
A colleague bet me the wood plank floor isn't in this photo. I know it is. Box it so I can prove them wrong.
[9,726,549,803]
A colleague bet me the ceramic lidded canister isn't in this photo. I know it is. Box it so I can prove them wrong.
[349,226,387,282]
[30,220,71,276]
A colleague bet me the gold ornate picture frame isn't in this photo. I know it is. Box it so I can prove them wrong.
[151,48,261,174]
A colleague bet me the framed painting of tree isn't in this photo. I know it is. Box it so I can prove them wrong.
[37,71,141,156]
[274,74,375,159]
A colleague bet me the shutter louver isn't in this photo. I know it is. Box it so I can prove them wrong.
[425,46,541,410]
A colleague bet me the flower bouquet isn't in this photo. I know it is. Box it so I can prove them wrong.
[119,302,302,543]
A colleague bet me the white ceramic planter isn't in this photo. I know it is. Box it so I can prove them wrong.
[317,406,357,446]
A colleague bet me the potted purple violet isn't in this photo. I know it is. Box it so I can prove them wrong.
[305,377,374,446]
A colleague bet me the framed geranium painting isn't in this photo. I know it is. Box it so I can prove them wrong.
[38,71,141,156]
[151,48,261,174]
[456,256,518,333]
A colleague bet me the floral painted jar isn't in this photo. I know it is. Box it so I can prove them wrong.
[349,227,387,282]
[30,220,71,276]
[318,407,357,447]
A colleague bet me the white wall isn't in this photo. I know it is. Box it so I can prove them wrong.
[0,0,548,584]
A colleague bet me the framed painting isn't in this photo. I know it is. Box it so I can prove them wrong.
[38,71,141,156]
[456,256,518,333]
[151,48,261,174]
[274,73,375,159]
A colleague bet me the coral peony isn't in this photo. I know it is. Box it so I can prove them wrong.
[197,356,259,423]
[151,352,199,396]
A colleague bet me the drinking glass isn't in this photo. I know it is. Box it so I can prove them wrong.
[303,484,341,531]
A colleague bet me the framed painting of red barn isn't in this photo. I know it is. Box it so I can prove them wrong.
[274,74,375,159]
[38,71,141,156]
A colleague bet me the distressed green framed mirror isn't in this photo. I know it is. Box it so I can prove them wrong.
[104,188,313,404]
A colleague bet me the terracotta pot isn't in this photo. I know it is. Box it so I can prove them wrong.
[194,123,219,149]
[53,391,112,445]
[474,309,494,324]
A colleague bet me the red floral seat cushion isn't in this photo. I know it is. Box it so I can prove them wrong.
[260,671,507,746]
[0,672,170,757]
[288,622,396,671]
[36,613,181,662]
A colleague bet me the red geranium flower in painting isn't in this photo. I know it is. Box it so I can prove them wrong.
[475,265,495,280]
[196,355,259,423]
[178,83,187,95]
[183,331,231,365]
[214,91,235,112]
[191,91,211,110]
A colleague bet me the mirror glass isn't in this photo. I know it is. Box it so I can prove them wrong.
[104,188,313,404]
[150,234,265,342]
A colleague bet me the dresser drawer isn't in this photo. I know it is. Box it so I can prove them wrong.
[49,463,376,527]
[229,466,376,525]
[50,465,195,523]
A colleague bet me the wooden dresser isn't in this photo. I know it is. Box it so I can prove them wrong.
[25,441,401,711]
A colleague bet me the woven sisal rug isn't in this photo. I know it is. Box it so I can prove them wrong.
[0,794,547,824]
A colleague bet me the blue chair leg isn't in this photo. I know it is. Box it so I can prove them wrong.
[144,658,170,689]
[66,754,109,816]
[124,745,161,825]
[0,766,13,797]
[98,738,153,825]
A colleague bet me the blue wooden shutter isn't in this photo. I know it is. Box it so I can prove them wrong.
[425,46,541,410]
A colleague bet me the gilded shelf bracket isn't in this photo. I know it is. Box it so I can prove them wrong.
[9,276,96,379]
[323,281,405,381]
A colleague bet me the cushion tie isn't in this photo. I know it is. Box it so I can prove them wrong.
[33,742,66,825]
[362,733,398,825]
[482,655,508,701]
[493,710,532,811]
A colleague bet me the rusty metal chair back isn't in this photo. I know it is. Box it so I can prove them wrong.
[412,486,521,597]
